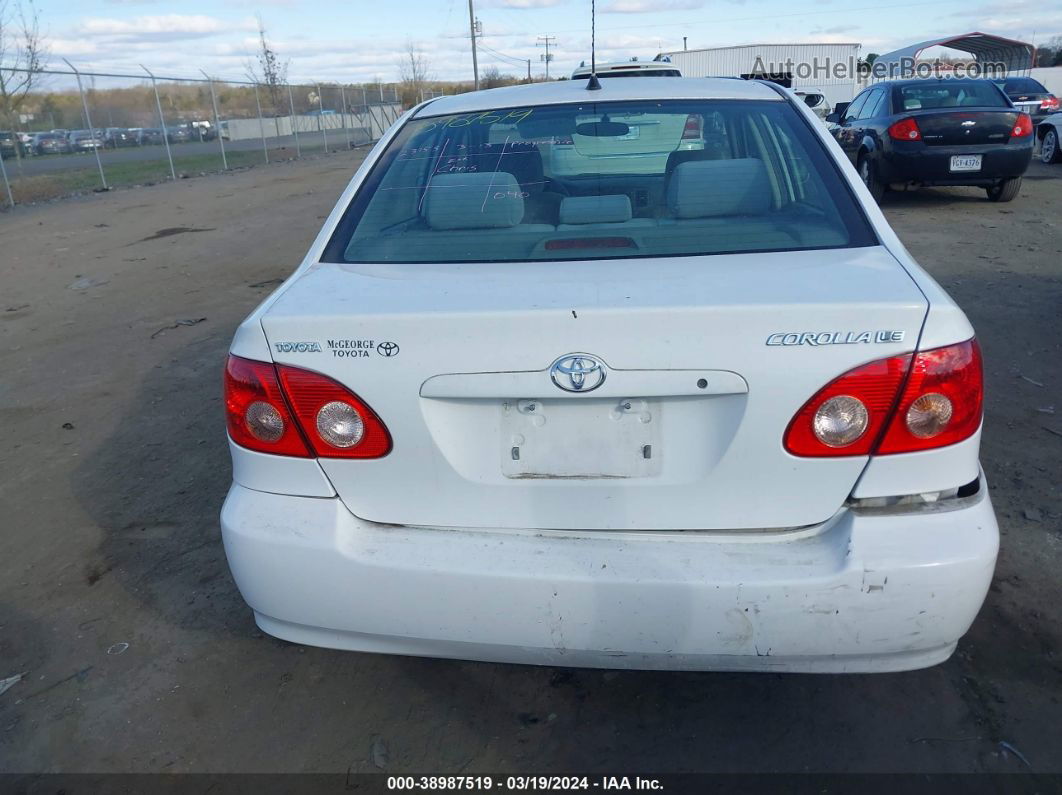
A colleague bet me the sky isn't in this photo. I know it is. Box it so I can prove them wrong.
[31,0,1062,85]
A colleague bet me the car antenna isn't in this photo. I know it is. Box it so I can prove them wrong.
[587,0,602,90]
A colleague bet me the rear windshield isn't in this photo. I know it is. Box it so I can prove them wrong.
[999,77,1048,94]
[322,99,876,264]
[894,81,1007,110]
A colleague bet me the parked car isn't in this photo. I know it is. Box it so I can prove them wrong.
[571,60,682,79]
[103,127,137,148]
[188,120,216,141]
[826,78,1034,202]
[166,125,191,144]
[992,76,1059,125]
[29,132,73,155]
[221,77,998,673]
[789,88,832,120]
[68,130,104,152]
[0,130,22,159]
[1037,113,1062,164]
[134,128,165,146]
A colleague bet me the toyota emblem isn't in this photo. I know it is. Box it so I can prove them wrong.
[378,341,400,357]
[550,353,606,393]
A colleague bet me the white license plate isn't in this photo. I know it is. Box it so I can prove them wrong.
[500,398,659,479]
[950,155,982,172]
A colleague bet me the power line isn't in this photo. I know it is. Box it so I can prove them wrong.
[478,42,529,66]
[534,1,940,40]
[478,42,533,81]
[467,0,480,90]
[537,35,556,79]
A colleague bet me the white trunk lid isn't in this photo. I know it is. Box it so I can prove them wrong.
[262,247,926,530]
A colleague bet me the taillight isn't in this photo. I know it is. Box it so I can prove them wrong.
[276,365,392,458]
[681,114,703,140]
[877,339,982,454]
[784,339,982,457]
[224,355,311,457]
[1041,97,1060,111]
[1011,113,1033,138]
[888,117,921,141]
[784,354,911,457]
[224,355,391,458]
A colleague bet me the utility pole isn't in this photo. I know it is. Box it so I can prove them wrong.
[537,35,556,79]
[467,0,480,90]
[527,59,532,83]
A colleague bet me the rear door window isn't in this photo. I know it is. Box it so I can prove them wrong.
[860,89,887,119]
[322,99,877,264]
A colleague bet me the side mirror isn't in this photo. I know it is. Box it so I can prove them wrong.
[834,101,851,119]
[802,93,824,109]
[825,112,840,124]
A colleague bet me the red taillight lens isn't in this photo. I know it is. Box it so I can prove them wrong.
[888,117,922,141]
[784,339,982,457]
[681,114,703,140]
[877,339,982,454]
[224,355,311,457]
[1041,97,1060,111]
[276,365,392,458]
[224,355,391,458]
[1011,113,1033,138]
[784,354,911,457]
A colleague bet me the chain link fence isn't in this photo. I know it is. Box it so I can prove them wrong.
[0,64,406,209]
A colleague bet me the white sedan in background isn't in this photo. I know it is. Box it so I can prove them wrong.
[221,77,998,673]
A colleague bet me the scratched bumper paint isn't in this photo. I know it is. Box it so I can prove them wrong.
[221,481,998,673]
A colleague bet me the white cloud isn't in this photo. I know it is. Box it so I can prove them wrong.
[77,14,257,40]
[601,0,703,12]
[484,0,564,8]
[810,24,860,35]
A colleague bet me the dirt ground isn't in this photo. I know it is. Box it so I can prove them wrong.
[1,151,1060,776]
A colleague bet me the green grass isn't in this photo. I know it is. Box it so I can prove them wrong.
[4,142,352,206]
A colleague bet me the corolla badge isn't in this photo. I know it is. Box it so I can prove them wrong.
[550,353,607,392]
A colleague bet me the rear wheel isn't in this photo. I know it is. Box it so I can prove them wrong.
[1041,129,1061,164]
[858,155,885,203]
[986,177,1022,203]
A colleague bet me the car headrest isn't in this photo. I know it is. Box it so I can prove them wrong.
[667,158,771,219]
[479,143,545,193]
[558,195,632,225]
[424,172,525,230]
[904,98,922,110]
[664,149,713,177]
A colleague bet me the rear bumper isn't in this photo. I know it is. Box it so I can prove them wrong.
[220,480,998,673]
[880,143,1032,186]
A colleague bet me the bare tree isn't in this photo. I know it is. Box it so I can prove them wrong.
[245,15,288,114]
[398,41,433,107]
[0,0,46,170]
[481,66,516,89]
[1046,35,1062,66]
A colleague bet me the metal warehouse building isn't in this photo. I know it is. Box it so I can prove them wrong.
[657,43,863,107]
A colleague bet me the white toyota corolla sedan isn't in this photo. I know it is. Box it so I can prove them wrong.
[221,78,998,673]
